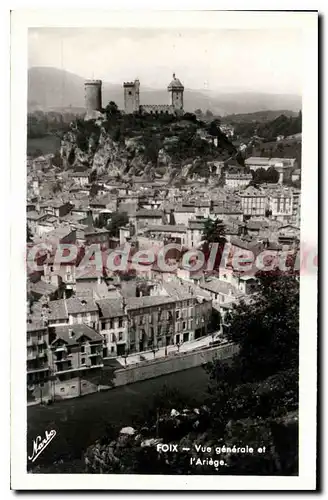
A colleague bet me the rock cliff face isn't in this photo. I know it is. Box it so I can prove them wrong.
[60,116,234,183]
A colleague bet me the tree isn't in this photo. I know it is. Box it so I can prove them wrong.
[52,151,63,169]
[107,212,129,237]
[202,218,226,246]
[52,179,63,194]
[205,109,214,118]
[89,183,100,199]
[104,101,120,119]
[194,109,203,118]
[89,169,97,184]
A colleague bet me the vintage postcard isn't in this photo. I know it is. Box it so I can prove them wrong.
[10,8,318,490]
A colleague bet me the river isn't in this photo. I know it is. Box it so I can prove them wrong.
[27,366,210,473]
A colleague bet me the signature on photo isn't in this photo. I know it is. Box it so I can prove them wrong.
[28,429,57,463]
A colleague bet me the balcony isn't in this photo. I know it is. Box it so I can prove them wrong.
[54,345,67,353]
[88,351,102,357]
[53,356,69,363]
[27,366,49,374]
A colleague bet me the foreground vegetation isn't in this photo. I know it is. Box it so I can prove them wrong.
[83,271,299,475]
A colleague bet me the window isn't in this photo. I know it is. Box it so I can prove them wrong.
[119,332,123,341]
[176,310,181,320]
[182,321,187,330]
[118,318,123,328]
[111,346,115,353]
[81,357,86,365]
[109,319,114,329]
[60,387,65,392]
[81,345,85,353]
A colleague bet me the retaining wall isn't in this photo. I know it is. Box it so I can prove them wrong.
[111,343,239,387]
[27,344,239,404]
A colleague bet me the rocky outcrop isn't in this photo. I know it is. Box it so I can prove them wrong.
[60,116,232,183]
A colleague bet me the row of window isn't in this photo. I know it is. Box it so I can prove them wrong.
[101,318,124,329]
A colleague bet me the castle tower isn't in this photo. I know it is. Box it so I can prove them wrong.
[84,80,102,118]
[168,73,184,112]
[123,79,140,114]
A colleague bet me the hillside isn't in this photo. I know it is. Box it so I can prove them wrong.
[28,67,302,115]
[60,110,237,183]
[222,109,299,124]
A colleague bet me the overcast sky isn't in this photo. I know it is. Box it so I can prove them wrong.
[28,28,302,94]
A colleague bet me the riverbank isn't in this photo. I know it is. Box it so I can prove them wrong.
[28,339,237,404]
[27,366,210,473]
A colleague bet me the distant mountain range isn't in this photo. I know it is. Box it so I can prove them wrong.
[28,67,302,116]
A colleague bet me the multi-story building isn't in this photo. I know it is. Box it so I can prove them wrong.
[125,291,212,352]
[43,297,99,330]
[291,189,301,227]
[238,185,267,218]
[134,209,164,232]
[244,156,297,184]
[225,173,252,189]
[97,298,128,357]
[49,324,104,377]
[26,318,50,392]
[138,224,187,249]
[269,188,293,223]
[186,219,207,248]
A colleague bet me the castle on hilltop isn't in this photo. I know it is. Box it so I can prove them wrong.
[84,74,184,118]
[123,74,184,115]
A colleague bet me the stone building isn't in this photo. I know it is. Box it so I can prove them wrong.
[123,74,184,115]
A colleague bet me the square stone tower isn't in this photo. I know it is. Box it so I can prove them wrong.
[123,79,140,114]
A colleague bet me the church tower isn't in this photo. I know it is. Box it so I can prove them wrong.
[168,73,184,112]
[123,79,140,114]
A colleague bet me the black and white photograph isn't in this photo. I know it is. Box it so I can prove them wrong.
[10,8,318,491]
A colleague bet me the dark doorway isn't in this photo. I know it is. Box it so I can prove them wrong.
[117,344,126,356]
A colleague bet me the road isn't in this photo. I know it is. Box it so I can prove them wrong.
[116,332,223,367]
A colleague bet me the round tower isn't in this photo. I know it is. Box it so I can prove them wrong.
[168,73,184,112]
[84,79,102,116]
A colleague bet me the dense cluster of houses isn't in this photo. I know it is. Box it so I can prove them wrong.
[26,151,300,402]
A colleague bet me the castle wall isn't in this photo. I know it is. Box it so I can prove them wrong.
[140,104,175,115]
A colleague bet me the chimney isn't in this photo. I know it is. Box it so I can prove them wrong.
[68,328,74,339]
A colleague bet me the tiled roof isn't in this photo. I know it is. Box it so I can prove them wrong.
[96,298,125,319]
[126,295,184,311]
[200,278,236,296]
[174,206,196,213]
[46,297,98,320]
[30,280,58,297]
[145,224,187,233]
[52,324,103,345]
